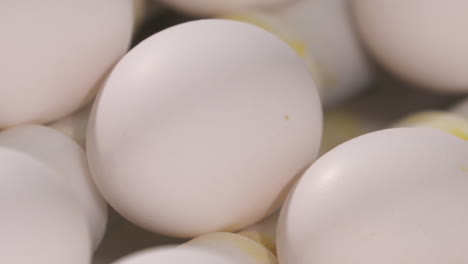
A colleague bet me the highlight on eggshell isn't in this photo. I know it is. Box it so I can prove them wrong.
[351,0,468,92]
[180,232,277,264]
[0,125,107,249]
[392,111,468,140]
[158,0,297,16]
[0,0,134,129]
[87,19,322,238]
[0,146,92,264]
[49,103,92,149]
[223,0,374,106]
[277,128,468,264]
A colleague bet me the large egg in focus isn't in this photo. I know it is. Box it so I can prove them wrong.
[278,128,468,264]
[87,19,322,238]
[0,0,133,129]
[351,0,468,92]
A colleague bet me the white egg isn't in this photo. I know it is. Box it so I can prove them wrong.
[352,0,468,92]
[113,246,244,264]
[224,0,374,106]
[278,128,468,263]
[158,0,297,16]
[87,19,322,238]
[180,232,277,264]
[0,0,133,129]
[0,147,92,264]
[0,125,107,249]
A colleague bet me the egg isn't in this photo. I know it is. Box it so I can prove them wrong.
[0,125,107,249]
[87,19,322,238]
[351,0,468,92]
[112,246,243,264]
[180,232,277,264]
[0,0,133,129]
[0,146,92,263]
[277,128,468,263]
[392,111,468,140]
[224,0,374,106]
[158,0,297,16]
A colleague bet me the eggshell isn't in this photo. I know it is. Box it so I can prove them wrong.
[392,111,468,140]
[159,0,297,16]
[0,0,133,129]
[352,0,468,92]
[0,147,91,264]
[87,19,322,238]
[180,232,277,264]
[224,0,374,106]
[0,125,107,249]
[112,246,241,264]
[278,128,468,264]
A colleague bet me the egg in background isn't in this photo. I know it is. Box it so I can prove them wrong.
[0,0,133,129]
[87,19,322,238]
[224,0,374,106]
[352,0,468,93]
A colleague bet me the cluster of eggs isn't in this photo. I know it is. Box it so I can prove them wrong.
[1,0,468,263]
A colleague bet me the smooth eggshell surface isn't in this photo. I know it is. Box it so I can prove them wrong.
[87,19,322,238]
[113,247,242,264]
[278,128,468,264]
[0,147,92,264]
[352,0,468,92]
[0,125,107,249]
[0,0,133,129]
[180,232,277,264]
[159,0,297,16]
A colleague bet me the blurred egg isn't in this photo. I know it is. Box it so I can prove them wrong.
[0,147,92,264]
[224,0,374,106]
[392,111,468,140]
[112,246,243,264]
[352,0,468,92]
[158,0,297,16]
[278,128,468,263]
[180,232,277,264]
[87,19,322,238]
[0,0,133,129]
[0,125,107,249]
